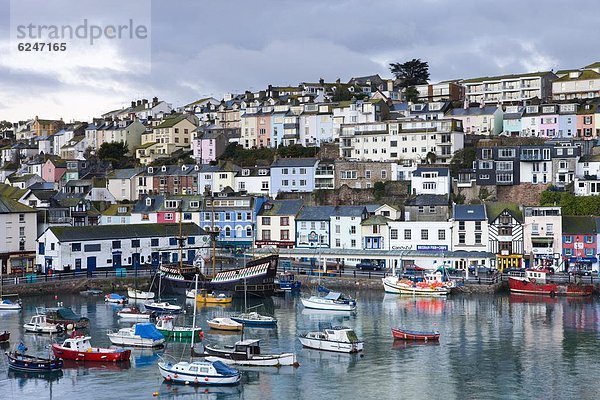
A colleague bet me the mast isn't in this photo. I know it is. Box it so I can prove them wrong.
[178,204,183,269]
[190,273,198,358]
[211,192,216,277]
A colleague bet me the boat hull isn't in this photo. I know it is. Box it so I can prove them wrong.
[204,353,297,367]
[157,328,203,340]
[51,344,131,362]
[128,289,155,300]
[392,328,440,341]
[207,320,242,331]
[298,337,363,353]
[144,304,182,314]
[107,335,164,348]
[508,277,593,297]
[300,297,356,312]
[24,324,61,334]
[382,277,451,296]
[6,352,63,372]
[230,317,277,327]
[158,362,240,386]
[0,304,22,311]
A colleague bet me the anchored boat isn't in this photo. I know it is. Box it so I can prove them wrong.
[207,317,243,331]
[52,335,131,362]
[155,316,203,341]
[6,346,63,373]
[383,267,455,296]
[391,328,440,342]
[117,306,155,321]
[107,323,165,348]
[23,315,63,334]
[301,291,357,312]
[299,326,363,353]
[158,360,241,386]
[508,269,593,297]
[198,339,298,367]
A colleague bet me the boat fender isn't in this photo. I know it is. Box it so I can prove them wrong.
[166,375,171,381]
[194,378,199,384]
[530,278,536,284]
[173,374,178,378]
[204,377,209,382]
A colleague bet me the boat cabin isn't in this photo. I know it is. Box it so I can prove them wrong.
[61,336,92,351]
[28,315,49,325]
[234,339,261,356]
[526,269,551,284]
[156,316,175,330]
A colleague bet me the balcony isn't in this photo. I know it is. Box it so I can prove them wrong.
[520,153,543,161]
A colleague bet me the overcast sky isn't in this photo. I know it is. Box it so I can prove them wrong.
[0,0,599,122]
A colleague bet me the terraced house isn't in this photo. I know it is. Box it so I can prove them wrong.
[136,115,198,164]
[462,71,556,104]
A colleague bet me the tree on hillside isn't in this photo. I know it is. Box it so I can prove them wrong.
[449,147,476,177]
[389,59,430,89]
[404,86,420,103]
[98,141,131,168]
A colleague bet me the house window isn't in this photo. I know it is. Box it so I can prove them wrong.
[71,243,81,252]
[246,226,252,237]
[475,233,482,244]
[421,230,428,240]
[404,229,411,240]
[262,230,271,240]
[475,221,481,231]
[564,236,572,244]
[350,226,356,234]
[281,217,289,226]
[151,238,159,246]
[459,221,465,231]
[262,217,271,225]
[390,229,398,240]
[19,214,25,223]
[365,170,371,179]
[335,238,341,247]
[112,240,121,249]
[585,235,594,244]
[438,230,445,241]
[459,233,466,244]
[165,213,174,221]
[418,206,424,213]
[84,244,101,252]
[131,239,140,248]
[429,206,436,213]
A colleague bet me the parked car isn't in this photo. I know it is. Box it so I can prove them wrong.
[356,259,383,271]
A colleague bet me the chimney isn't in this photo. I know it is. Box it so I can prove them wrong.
[131,101,136,108]
[152,97,158,106]
[137,100,142,106]
[319,78,324,85]
[142,99,148,105]
[336,78,341,84]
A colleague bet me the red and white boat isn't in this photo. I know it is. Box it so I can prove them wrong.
[508,269,593,297]
[52,335,131,362]
[392,328,440,341]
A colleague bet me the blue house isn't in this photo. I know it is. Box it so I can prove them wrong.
[270,158,319,197]
[200,190,267,251]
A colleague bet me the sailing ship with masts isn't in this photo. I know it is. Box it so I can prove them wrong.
[157,201,278,297]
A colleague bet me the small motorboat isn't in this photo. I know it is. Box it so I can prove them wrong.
[391,328,440,342]
[230,312,277,328]
[0,298,22,311]
[23,315,63,334]
[144,301,182,314]
[158,360,240,386]
[117,306,155,321]
[207,317,243,331]
[298,326,363,353]
[187,289,233,304]
[155,316,203,341]
[128,288,155,300]
[44,307,89,330]
[275,272,301,292]
[6,343,63,372]
[52,335,131,362]
[107,323,165,348]
[199,339,298,367]
[105,293,127,304]
[79,289,103,296]
[301,292,357,312]
[0,331,9,343]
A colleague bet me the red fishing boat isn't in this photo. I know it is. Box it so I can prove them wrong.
[508,269,593,297]
[51,335,131,362]
[392,328,440,341]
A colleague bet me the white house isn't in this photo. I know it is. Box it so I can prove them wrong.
[36,223,208,273]
[523,206,563,269]
[295,206,334,248]
[330,206,369,252]
[388,220,452,253]
[106,168,144,202]
[0,197,37,274]
[410,166,451,196]
[577,154,600,178]
[451,204,489,254]
[234,166,270,196]
[255,199,303,249]
[574,177,600,196]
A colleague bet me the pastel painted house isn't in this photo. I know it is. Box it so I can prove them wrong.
[562,216,598,272]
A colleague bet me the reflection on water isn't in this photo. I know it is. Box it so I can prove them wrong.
[3,292,600,399]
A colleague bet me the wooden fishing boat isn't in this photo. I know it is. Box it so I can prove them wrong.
[44,307,89,330]
[275,271,301,292]
[187,289,233,304]
[51,335,131,362]
[508,269,593,297]
[207,317,243,331]
[155,316,203,340]
[391,327,440,341]
[6,343,63,372]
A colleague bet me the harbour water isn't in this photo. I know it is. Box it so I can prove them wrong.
[1,290,600,400]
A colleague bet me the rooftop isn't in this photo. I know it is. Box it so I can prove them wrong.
[47,223,206,242]
[462,71,553,84]
[258,199,303,216]
[453,204,487,221]
[271,158,318,168]
[485,202,523,223]
[562,216,596,235]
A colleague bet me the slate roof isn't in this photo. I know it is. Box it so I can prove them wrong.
[447,106,501,117]
[406,194,448,207]
[154,115,188,129]
[412,167,449,177]
[271,158,318,168]
[0,184,26,199]
[0,196,36,213]
[485,202,523,223]
[361,215,392,226]
[108,168,144,180]
[296,205,336,221]
[578,154,600,163]
[562,216,597,235]
[462,71,553,83]
[48,223,206,242]
[554,70,600,82]
[331,205,367,217]
[258,199,303,216]
[453,204,487,221]
[102,204,135,216]
[133,195,165,213]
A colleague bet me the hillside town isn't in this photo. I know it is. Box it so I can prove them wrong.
[3,61,600,278]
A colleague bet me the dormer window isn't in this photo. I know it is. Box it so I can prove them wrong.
[145,198,152,206]
[117,206,127,214]
[165,200,179,209]
[242,169,250,176]
[194,165,199,171]
[161,166,167,172]
[258,169,268,176]
[147,167,154,174]
[182,165,187,171]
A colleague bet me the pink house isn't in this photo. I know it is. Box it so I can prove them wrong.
[42,159,67,185]
[576,108,596,139]
[257,111,272,148]
[192,126,229,164]
[538,105,559,138]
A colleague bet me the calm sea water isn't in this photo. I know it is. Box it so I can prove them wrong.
[1,290,600,400]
